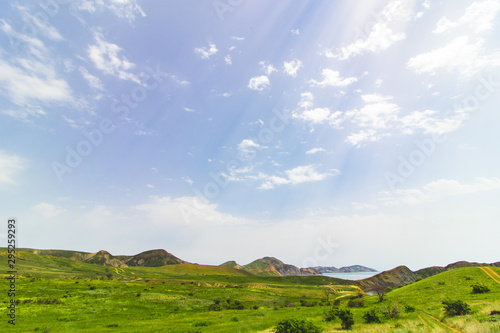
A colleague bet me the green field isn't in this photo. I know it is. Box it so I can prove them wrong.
[1,250,499,332]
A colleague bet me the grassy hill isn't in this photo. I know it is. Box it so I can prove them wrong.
[1,249,499,332]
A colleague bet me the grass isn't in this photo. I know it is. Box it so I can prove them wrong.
[1,250,499,332]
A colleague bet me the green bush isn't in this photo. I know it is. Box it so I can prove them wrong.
[347,298,365,308]
[274,318,323,333]
[404,304,416,312]
[337,309,354,330]
[442,299,472,316]
[381,303,400,318]
[363,309,381,324]
[323,307,338,322]
[471,283,490,294]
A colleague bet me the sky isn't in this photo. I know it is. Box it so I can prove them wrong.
[1,0,499,272]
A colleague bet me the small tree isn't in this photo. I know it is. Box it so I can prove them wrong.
[373,285,388,302]
[274,318,323,333]
[337,309,354,330]
[442,299,472,316]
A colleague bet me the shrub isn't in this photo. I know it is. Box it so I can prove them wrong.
[347,298,365,308]
[404,304,416,312]
[381,303,401,318]
[323,307,338,322]
[415,277,423,282]
[338,309,354,330]
[471,283,490,294]
[300,299,318,307]
[442,299,472,316]
[274,318,323,333]
[363,309,381,324]
[491,310,500,315]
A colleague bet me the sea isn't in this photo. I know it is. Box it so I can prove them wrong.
[322,271,379,281]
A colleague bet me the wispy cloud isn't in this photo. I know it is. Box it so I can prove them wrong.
[407,36,500,77]
[257,165,339,190]
[379,177,500,206]
[259,61,277,76]
[433,0,500,34]
[30,202,65,218]
[76,0,146,22]
[194,43,218,59]
[79,66,104,90]
[0,151,25,186]
[327,0,414,60]
[306,147,326,155]
[88,32,140,83]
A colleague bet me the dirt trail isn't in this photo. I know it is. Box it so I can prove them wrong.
[479,266,500,284]
[419,311,462,333]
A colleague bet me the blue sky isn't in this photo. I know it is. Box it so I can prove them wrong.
[1,0,500,271]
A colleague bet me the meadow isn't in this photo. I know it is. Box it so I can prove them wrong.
[1,250,499,332]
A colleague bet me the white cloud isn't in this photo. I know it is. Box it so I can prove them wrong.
[293,92,343,127]
[1,107,47,123]
[259,61,277,76]
[346,94,399,129]
[407,36,500,77]
[194,43,218,59]
[31,202,65,218]
[184,107,195,112]
[379,177,500,206]
[433,0,500,34]
[345,129,380,146]
[310,69,358,87]
[182,177,194,185]
[248,75,270,91]
[224,54,232,65]
[238,139,261,152]
[88,32,139,83]
[231,36,245,41]
[79,66,104,90]
[0,151,24,185]
[291,29,300,36]
[134,196,246,226]
[257,165,338,190]
[306,148,326,155]
[328,0,414,59]
[76,0,146,21]
[17,11,63,41]
[283,59,302,77]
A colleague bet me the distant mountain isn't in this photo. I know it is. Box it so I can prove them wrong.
[310,265,377,274]
[357,266,419,291]
[220,257,319,277]
[118,249,185,267]
[416,261,500,278]
[22,248,186,268]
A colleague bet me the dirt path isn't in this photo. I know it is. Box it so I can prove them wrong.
[419,311,462,333]
[479,266,500,284]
